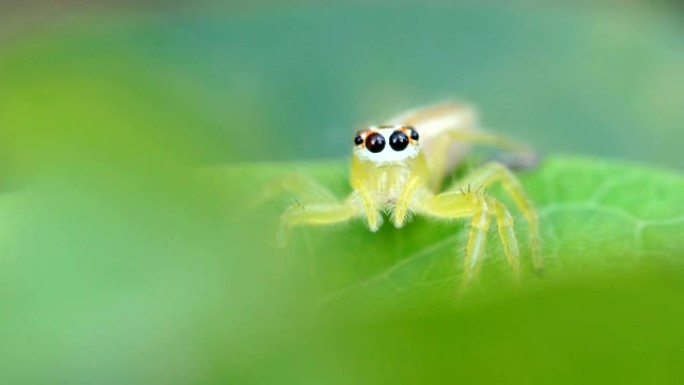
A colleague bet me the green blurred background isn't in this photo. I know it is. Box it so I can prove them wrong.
[2,1,683,167]
[1,1,684,384]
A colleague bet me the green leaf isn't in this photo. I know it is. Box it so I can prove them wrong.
[219,155,684,303]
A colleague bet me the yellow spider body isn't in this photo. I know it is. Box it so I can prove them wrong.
[349,137,429,230]
[279,102,542,286]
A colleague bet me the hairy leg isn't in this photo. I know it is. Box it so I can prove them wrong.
[416,189,525,289]
[487,196,521,283]
[278,198,363,248]
[253,173,337,206]
[446,131,531,152]
[448,162,542,272]
[425,130,533,191]
[416,191,491,287]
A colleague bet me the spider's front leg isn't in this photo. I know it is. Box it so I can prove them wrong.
[415,190,487,287]
[414,187,523,288]
[448,162,542,272]
[278,187,380,248]
[252,173,337,207]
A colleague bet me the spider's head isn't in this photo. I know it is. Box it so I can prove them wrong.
[352,125,420,164]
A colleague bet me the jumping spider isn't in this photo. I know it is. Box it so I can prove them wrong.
[277,102,542,287]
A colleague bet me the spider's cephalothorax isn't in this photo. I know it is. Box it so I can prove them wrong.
[351,125,430,206]
[277,102,542,289]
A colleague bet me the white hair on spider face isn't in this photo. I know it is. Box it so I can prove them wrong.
[352,125,421,164]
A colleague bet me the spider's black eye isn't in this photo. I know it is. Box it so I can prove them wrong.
[354,135,364,145]
[409,129,419,141]
[365,132,385,153]
[389,131,409,151]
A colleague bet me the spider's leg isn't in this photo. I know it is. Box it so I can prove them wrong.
[252,173,337,207]
[487,196,521,283]
[449,161,542,272]
[446,131,531,152]
[426,138,456,192]
[427,129,531,191]
[415,191,491,288]
[278,198,364,248]
[461,196,491,287]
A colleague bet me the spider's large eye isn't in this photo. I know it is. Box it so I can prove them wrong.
[365,132,385,153]
[389,131,409,151]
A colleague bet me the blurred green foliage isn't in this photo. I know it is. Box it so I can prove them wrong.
[1,2,684,384]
